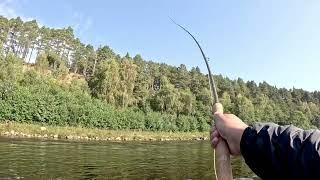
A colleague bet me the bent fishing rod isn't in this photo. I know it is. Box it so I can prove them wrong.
[170,18,233,180]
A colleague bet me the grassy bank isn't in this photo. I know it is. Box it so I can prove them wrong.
[0,122,209,141]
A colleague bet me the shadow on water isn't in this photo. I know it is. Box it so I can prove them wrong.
[0,137,257,179]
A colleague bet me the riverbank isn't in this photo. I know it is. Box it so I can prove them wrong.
[0,122,209,141]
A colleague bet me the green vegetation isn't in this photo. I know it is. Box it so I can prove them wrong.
[0,15,320,134]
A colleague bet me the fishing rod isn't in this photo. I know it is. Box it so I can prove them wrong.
[170,18,233,180]
[169,18,219,103]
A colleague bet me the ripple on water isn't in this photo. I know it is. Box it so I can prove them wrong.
[0,138,257,179]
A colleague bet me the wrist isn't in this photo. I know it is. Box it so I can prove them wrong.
[228,124,248,156]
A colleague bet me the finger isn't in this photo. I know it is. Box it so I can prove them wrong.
[213,130,220,138]
[210,130,220,141]
[210,129,220,139]
[211,137,220,148]
[210,126,217,134]
[210,126,216,137]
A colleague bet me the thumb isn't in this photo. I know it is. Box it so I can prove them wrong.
[213,103,226,136]
[213,103,224,114]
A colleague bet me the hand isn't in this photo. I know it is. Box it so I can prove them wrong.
[210,105,248,156]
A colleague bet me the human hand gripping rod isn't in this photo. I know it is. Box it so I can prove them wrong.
[171,18,233,180]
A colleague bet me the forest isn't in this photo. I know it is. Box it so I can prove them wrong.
[1,16,320,132]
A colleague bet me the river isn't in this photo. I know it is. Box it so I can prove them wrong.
[0,137,258,179]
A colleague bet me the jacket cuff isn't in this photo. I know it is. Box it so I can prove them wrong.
[240,126,255,157]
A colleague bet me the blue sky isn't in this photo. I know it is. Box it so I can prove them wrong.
[1,0,320,91]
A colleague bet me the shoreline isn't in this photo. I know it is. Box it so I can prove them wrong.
[0,122,209,142]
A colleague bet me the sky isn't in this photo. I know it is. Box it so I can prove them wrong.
[0,0,320,91]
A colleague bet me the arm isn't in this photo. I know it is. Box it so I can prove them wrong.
[241,123,320,179]
[211,112,320,179]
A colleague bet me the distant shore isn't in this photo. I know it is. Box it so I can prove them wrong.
[0,122,209,142]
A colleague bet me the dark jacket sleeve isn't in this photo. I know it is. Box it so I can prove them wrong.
[240,123,320,180]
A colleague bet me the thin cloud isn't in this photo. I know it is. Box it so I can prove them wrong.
[0,0,17,18]
[80,17,93,35]
[0,0,36,22]
[71,11,93,36]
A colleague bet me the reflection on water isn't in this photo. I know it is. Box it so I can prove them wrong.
[0,138,257,179]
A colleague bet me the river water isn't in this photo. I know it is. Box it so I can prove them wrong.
[0,138,257,179]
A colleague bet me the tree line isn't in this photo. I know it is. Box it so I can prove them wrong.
[1,16,320,131]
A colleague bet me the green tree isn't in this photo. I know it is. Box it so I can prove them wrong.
[178,89,196,115]
[290,110,311,128]
[35,52,49,72]
[89,59,120,105]
[234,94,255,124]
[118,58,138,108]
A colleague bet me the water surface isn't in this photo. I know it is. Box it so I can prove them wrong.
[0,138,257,179]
